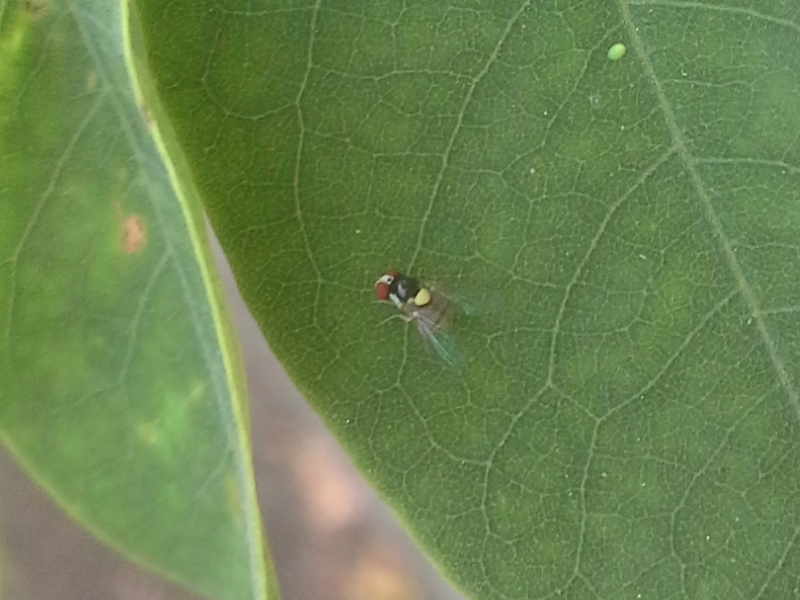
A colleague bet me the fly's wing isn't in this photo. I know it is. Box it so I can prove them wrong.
[416,316,459,367]
[404,288,460,367]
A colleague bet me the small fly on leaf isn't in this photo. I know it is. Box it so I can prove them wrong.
[375,269,457,365]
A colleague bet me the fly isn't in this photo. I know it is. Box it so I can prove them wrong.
[375,269,457,365]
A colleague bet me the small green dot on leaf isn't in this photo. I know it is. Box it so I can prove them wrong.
[607,43,626,61]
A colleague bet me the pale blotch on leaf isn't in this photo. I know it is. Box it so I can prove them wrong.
[138,422,160,445]
[226,474,244,522]
[607,43,626,61]
[86,70,98,94]
[122,215,146,254]
[140,103,154,132]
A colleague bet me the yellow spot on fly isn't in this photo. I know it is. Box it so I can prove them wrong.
[414,288,432,307]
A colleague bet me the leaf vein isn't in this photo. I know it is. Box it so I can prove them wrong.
[621,0,800,421]
[408,0,533,270]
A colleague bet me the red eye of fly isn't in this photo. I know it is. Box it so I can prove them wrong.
[376,280,391,301]
[375,271,398,301]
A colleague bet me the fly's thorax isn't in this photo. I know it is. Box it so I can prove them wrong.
[392,274,421,304]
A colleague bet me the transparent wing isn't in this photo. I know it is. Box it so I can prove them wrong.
[405,290,461,367]
[416,318,459,367]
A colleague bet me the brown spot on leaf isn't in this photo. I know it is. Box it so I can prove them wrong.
[23,0,47,16]
[122,215,146,254]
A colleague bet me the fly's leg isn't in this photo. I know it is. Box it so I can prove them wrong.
[377,312,414,327]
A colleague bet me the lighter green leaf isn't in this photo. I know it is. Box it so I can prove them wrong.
[0,3,271,600]
[138,0,800,599]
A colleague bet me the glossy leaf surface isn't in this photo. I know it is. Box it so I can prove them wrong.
[137,1,800,598]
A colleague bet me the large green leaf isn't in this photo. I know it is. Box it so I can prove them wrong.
[0,3,272,600]
[137,0,800,598]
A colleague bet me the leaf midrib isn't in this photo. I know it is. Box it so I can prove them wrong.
[619,0,800,418]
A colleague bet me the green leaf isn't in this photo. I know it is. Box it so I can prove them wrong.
[138,0,800,598]
[0,3,272,600]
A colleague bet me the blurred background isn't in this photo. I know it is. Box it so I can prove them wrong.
[0,236,465,600]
